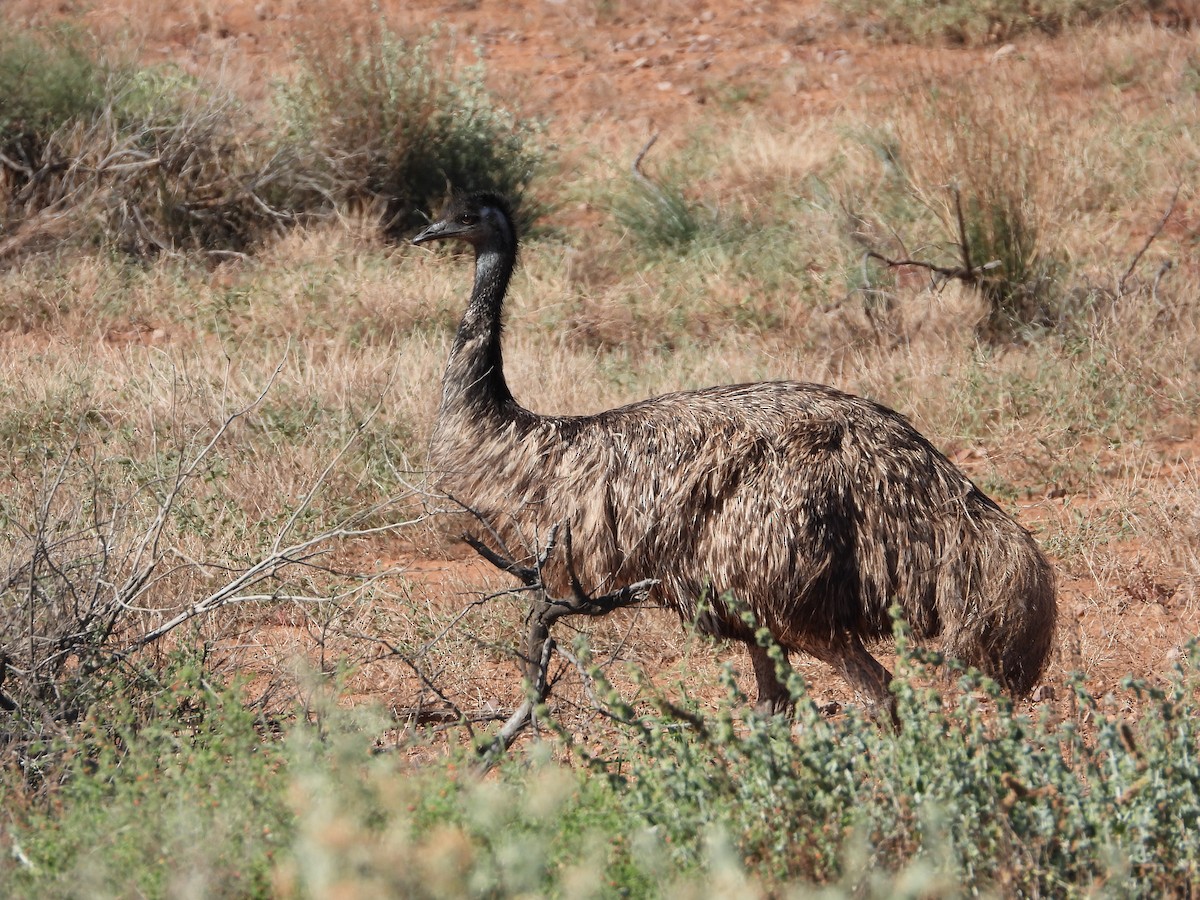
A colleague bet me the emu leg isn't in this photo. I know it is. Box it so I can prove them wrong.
[806,634,898,727]
[747,642,794,715]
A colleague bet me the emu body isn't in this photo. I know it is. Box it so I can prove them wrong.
[414,192,1056,716]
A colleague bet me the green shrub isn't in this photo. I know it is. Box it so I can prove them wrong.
[958,184,1064,341]
[0,28,111,175]
[614,177,706,251]
[0,22,544,259]
[612,170,745,255]
[280,718,663,898]
[0,662,291,898]
[6,636,1200,896]
[861,80,1069,342]
[280,23,543,237]
[574,630,1200,895]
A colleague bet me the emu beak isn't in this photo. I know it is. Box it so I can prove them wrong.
[412,220,449,245]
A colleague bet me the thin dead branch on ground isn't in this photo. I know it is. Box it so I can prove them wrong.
[1118,186,1180,299]
[631,132,662,191]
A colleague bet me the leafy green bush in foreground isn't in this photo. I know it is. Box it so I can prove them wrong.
[4,640,1200,897]
[593,632,1200,895]
[0,662,291,898]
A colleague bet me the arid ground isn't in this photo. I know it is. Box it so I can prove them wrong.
[6,0,1200,741]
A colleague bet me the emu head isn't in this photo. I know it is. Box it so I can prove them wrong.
[412,192,516,253]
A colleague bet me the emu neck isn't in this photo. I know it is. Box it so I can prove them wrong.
[440,244,517,421]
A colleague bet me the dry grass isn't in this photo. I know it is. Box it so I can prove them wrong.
[0,4,1196,767]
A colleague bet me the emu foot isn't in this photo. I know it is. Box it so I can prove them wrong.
[867,693,901,731]
[802,632,901,730]
[747,642,795,717]
[753,691,795,717]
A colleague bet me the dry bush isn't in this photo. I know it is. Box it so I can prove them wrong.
[281,21,543,237]
[870,72,1067,341]
[0,29,307,262]
[1,19,545,264]
[0,336,428,760]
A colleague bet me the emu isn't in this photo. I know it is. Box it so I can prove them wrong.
[413,191,1056,718]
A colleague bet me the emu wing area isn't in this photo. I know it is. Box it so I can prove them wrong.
[574,381,995,645]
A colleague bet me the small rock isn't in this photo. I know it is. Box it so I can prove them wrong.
[992,43,1018,63]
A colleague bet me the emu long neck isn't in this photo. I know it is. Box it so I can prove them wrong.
[440,244,517,420]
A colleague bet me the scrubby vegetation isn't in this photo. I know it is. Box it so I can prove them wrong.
[282,22,542,236]
[5,643,1200,896]
[2,4,1199,897]
[0,22,541,261]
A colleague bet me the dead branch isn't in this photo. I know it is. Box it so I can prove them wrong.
[554,644,639,727]
[1119,187,1179,299]
[862,185,1000,288]
[0,353,418,732]
[474,637,556,774]
[865,249,1002,284]
[467,520,658,773]
[631,132,660,188]
[339,628,476,740]
[392,706,506,727]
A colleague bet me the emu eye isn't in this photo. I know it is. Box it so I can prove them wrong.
[460,214,478,226]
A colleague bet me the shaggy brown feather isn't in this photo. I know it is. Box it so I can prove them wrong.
[414,192,1056,716]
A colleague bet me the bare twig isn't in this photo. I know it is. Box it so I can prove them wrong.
[631,132,660,186]
[860,185,1000,289]
[865,250,1001,284]
[465,519,658,773]
[391,706,505,728]
[554,644,637,726]
[1119,187,1179,299]
[345,630,476,739]
[475,636,555,774]
[462,530,542,586]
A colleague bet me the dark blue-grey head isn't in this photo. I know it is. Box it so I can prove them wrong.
[412,192,517,254]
